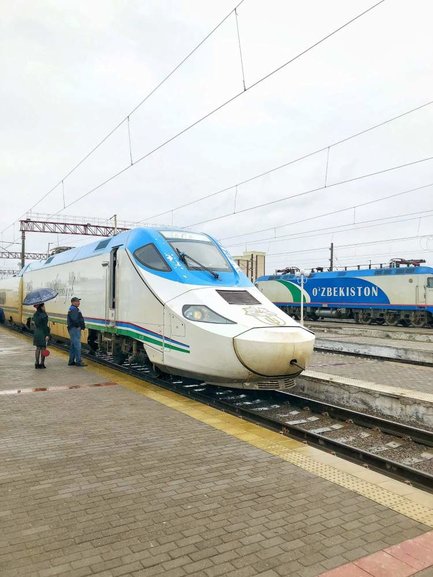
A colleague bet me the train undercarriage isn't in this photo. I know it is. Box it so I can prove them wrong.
[281,306,433,328]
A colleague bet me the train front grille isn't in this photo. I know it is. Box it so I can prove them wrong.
[255,377,296,391]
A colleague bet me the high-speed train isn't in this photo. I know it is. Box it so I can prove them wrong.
[0,228,315,389]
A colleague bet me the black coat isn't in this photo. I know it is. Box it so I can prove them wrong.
[33,310,50,347]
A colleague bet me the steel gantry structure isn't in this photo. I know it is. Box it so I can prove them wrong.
[1,251,47,261]
[18,217,130,268]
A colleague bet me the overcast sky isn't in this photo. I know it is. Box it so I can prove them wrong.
[1,0,432,274]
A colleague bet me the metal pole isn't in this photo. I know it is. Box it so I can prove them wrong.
[300,273,304,326]
[21,230,25,269]
[329,242,334,271]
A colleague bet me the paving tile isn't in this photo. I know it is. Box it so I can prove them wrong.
[0,329,432,577]
[354,550,414,577]
[319,563,374,576]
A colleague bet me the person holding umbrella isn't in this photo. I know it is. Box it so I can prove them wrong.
[32,303,50,368]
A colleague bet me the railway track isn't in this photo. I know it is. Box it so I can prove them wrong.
[306,320,432,333]
[87,350,433,493]
[7,325,433,492]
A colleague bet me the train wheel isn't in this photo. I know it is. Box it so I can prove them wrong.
[357,310,372,324]
[411,311,428,328]
[384,311,400,326]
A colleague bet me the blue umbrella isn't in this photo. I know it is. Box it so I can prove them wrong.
[23,288,58,306]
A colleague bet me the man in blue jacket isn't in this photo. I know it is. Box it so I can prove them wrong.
[67,297,87,366]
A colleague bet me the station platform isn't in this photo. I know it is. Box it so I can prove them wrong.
[1,327,433,577]
[307,349,433,394]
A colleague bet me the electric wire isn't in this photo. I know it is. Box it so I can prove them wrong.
[21,0,386,221]
[266,249,433,268]
[138,97,433,225]
[1,0,247,235]
[266,233,433,258]
[184,155,433,229]
[222,182,433,243]
[226,209,433,249]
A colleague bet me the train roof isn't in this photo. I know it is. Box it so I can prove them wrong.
[20,227,220,274]
[257,265,433,282]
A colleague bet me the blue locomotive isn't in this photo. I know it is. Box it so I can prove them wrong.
[256,260,433,327]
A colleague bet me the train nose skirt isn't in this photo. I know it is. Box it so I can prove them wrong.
[233,326,313,376]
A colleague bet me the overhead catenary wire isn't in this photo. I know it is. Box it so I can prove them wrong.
[265,233,433,258]
[225,209,433,249]
[8,0,385,226]
[266,249,433,268]
[1,0,247,235]
[221,181,433,243]
[183,155,433,229]
[138,97,433,225]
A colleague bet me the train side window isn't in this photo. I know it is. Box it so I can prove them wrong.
[427,277,433,288]
[134,244,171,272]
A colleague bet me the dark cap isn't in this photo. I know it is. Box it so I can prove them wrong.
[71,297,81,303]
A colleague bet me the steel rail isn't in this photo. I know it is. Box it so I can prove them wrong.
[280,392,433,447]
[183,387,433,493]
[4,324,433,492]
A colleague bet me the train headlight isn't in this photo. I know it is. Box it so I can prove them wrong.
[182,305,235,324]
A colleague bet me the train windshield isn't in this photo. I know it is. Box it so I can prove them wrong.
[171,241,231,272]
[161,233,232,272]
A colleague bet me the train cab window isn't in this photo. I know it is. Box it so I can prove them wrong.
[134,243,171,272]
[169,240,231,272]
[427,277,433,288]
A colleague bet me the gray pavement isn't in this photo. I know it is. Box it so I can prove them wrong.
[0,330,106,392]
[308,350,433,393]
[0,327,432,577]
[316,333,433,353]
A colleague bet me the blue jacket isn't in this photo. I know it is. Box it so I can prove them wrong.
[67,305,85,330]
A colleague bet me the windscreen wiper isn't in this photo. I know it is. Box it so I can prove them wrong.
[176,249,219,279]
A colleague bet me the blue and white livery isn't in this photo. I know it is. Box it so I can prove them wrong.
[256,264,433,327]
[0,227,315,390]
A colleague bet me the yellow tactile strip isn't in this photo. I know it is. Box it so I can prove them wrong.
[69,361,433,528]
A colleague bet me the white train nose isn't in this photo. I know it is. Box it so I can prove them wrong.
[233,327,315,376]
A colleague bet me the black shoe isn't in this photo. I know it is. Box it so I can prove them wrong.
[40,364,46,369]
[68,362,76,366]
[75,363,87,367]
[35,363,40,369]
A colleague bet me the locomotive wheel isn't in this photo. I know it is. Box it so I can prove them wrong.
[411,311,428,328]
[384,311,400,326]
[357,310,372,324]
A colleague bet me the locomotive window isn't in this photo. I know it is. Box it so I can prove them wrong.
[134,243,171,272]
[427,277,433,288]
[169,240,231,272]
[44,256,55,264]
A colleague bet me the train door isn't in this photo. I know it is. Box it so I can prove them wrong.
[427,276,433,306]
[105,247,119,327]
